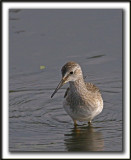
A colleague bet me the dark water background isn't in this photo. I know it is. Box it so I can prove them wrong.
[9,9,122,152]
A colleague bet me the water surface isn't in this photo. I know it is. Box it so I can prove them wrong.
[9,9,122,152]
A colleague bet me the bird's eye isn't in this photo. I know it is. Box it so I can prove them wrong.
[70,71,73,74]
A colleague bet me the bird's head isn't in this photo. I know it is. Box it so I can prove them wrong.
[51,61,83,98]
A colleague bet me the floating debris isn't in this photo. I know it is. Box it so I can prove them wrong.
[40,65,45,70]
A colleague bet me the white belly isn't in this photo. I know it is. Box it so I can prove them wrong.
[63,99,103,122]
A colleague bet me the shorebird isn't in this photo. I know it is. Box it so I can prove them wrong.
[51,61,103,126]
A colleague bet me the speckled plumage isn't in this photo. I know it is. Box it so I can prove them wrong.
[51,61,103,126]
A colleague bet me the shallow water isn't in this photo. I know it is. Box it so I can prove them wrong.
[9,9,122,152]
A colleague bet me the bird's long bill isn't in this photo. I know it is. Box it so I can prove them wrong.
[51,78,66,98]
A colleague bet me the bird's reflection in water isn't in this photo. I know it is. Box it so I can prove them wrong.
[64,124,104,152]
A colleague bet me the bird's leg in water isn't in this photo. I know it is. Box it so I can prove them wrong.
[73,120,77,127]
[88,121,92,125]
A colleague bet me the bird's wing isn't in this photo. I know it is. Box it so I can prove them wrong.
[64,87,70,98]
[85,82,100,93]
[64,82,100,98]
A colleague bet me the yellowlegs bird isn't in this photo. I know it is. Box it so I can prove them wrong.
[51,61,103,126]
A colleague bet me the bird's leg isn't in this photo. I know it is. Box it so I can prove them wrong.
[73,120,77,127]
[88,121,91,125]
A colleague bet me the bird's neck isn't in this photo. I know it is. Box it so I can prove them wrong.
[69,78,87,96]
